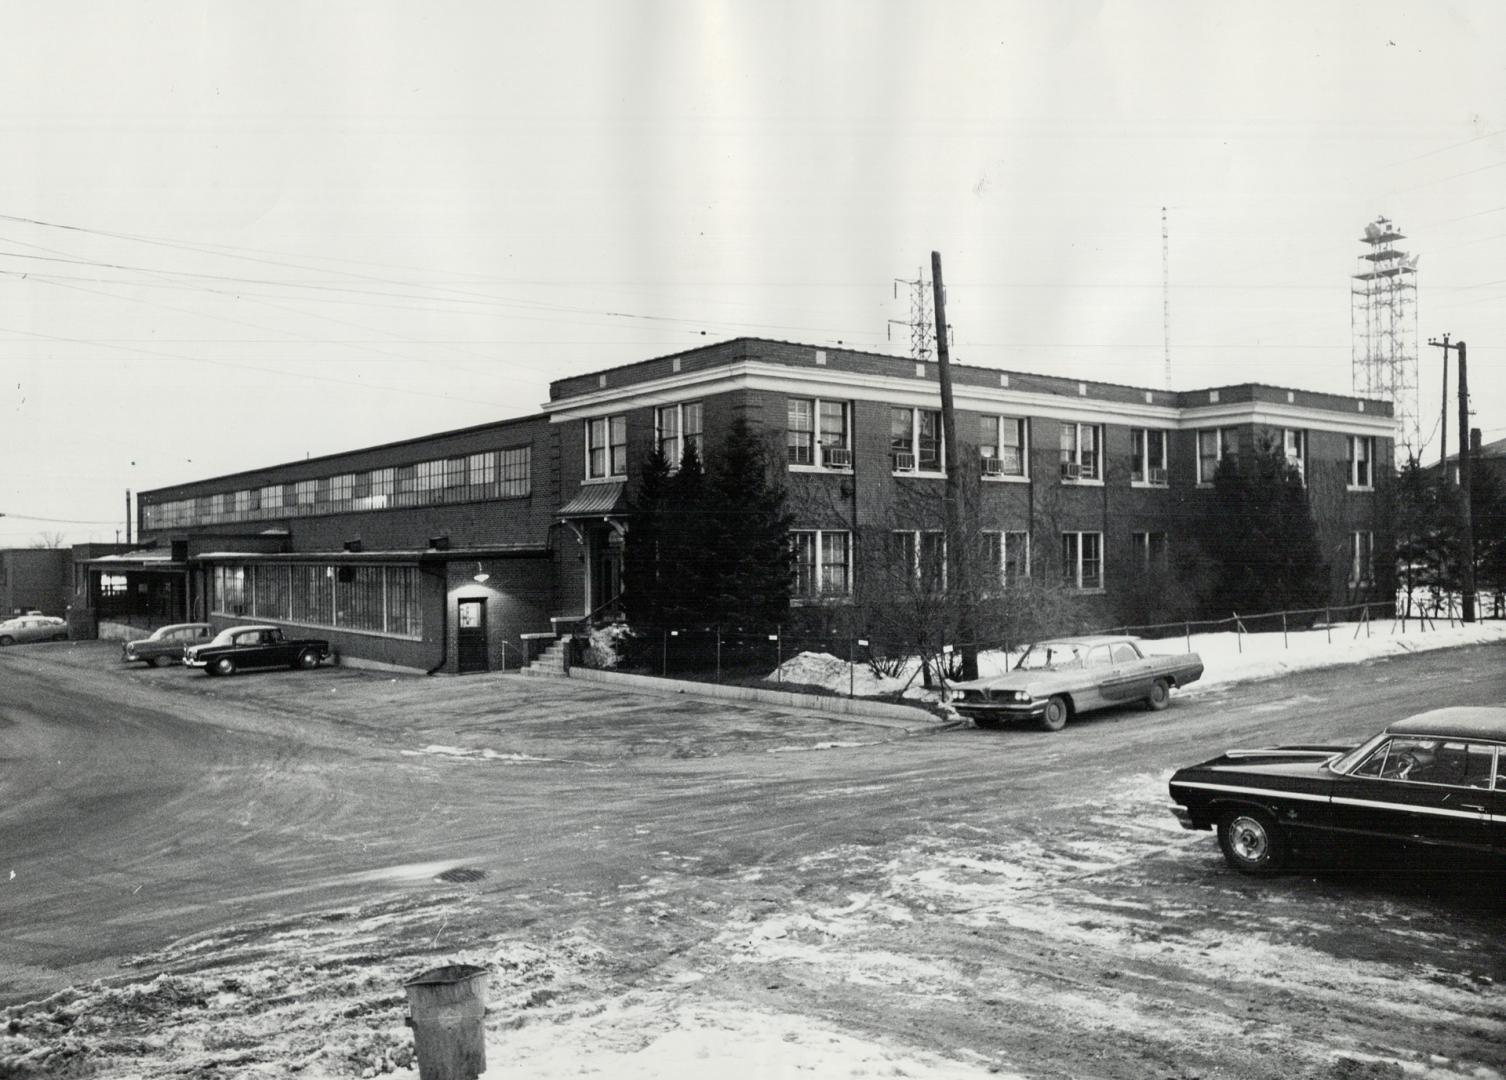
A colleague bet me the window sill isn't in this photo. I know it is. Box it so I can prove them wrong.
[982,474,1030,484]
[1130,481,1171,490]
[788,464,854,476]
[791,595,854,607]
[892,470,947,479]
[1346,485,1375,493]
[582,475,626,486]
[1066,587,1107,596]
[1059,478,1105,488]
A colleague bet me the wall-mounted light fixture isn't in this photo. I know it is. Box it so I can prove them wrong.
[472,561,490,583]
[343,539,363,553]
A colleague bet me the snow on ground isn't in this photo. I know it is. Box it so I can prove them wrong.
[770,619,1506,705]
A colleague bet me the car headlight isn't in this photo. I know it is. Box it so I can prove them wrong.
[1013,690,1031,702]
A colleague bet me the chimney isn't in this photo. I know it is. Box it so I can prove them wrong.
[1471,427,1482,454]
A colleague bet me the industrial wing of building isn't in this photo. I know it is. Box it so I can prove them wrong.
[87,338,1395,674]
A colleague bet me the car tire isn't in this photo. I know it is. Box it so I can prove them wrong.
[212,657,236,677]
[1146,678,1170,711]
[1217,808,1287,874]
[297,649,322,670]
[1037,695,1070,732]
[151,655,174,668]
[0,635,12,647]
[52,633,68,642]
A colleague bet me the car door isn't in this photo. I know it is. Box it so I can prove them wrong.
[1078,645,1115,709]
[1330,736,1494,851]
[1102,642,1152,703]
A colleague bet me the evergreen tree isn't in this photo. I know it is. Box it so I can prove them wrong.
[1197,437,1329,614]
[706,416,795,628]
[658,440,709,626]
[621,446,672,628]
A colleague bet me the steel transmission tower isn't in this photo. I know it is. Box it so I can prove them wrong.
[888,270,935,362]
[1351,216,1420,458]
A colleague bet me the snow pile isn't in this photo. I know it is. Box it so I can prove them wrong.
[584,623,631,669]
[769,620,1506,703]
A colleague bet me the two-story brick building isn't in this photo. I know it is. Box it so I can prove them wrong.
[129,337,1394,672]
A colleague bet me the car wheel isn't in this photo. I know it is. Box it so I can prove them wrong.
[52,633,68,642]
[1146,678,1170,711]
[151,655,173,668]
[0,635,13,646]
[212,657,236,677]
[297,649,322,670]
[1037,695,1069,732]
[1217,808,1287,874]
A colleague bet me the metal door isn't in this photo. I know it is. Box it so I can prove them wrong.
[457,598,489,673]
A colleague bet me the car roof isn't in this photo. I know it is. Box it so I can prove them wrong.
[1035,635,1136,648]
[1388,707,1506,743]
[158,622,209,632]
[221,624,279,634]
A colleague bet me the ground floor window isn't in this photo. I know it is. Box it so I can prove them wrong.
[792,530,853,599]
[1131,531,1169,571]
[1061,532,1103,591]
[982,531,1030,587]
[212,563,423,638]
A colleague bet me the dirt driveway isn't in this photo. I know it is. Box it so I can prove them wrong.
[2,640,1505,1079]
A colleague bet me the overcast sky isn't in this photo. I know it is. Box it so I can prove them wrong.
[3,1,1503,545]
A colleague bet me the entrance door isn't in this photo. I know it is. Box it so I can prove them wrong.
[457,598,489,673]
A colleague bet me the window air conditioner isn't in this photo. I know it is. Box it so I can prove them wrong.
[1148,467,1168,485]
[1060,461,1081,480]
[893,451,916,471]
[823,447,852,468]
[982,457,1003,476]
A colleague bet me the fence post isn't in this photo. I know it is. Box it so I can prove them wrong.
[1364,605,1371,638]
[849,637,855,698]
[1185,621,1191,655]
[1233,613,1242,654]
[716,626,722,684]
[1325,608,1331,645]
[1282,611,1288,649]
[661,629,668,678]
[776,625,782,683]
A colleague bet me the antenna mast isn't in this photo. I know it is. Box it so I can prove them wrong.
[887,269,934,362]
[1352,216,1420,459]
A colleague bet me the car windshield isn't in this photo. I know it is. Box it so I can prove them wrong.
[1015,642,1086,671]
[1328,731,1387,774]
[207,630,239,646]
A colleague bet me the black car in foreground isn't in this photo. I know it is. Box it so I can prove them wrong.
[183,624,332,676]
[1169,707,1506,873]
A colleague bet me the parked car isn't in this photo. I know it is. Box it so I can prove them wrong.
[121,623,214,667]
[946,635,1203,731]
[1168,706,1506,873]
[0,615,68,646]
[183,624,332,676]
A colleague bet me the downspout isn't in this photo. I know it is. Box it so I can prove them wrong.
[425,562,449,675]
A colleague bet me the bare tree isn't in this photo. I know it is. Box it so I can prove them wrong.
[36,531,67,549]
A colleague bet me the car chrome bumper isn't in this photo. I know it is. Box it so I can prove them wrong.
[183,657,208,668]
[952,701,1046,720]
[1169,805,1201,831]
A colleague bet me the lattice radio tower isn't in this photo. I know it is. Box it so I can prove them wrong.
[1351,216,1420,457]
[888,269,935,362]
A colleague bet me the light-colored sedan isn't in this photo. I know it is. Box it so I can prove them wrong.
[947,635,1203,732]
[0,615,69,646]
[122,622,214,667]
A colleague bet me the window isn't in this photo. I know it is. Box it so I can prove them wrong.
[329,473,354,509]
[1283,429,1306,481]
[655,402,703,466]
[1349,736,1494,785]
[1059,423,1101,481]
[1132,530,1169,570]
[260,485,283,513]
[1131,428,1168,484]
[1062,532,1103,590]
[295,480,317,510]
[100,573,128,598]
[234,489,252,519]
[892,408,943,471]
[1350,531,1374,585]
[498,446,531,498]
[588,416,628,479]
[891,530,945,588]
[215,562,421,639]
[1196,429,1236,485]
[789,399,852,468]
[982,530,1030,587]
[980,416,1028,477]
[1348,435,1374,488]
[787,399,815,465]
[791,530,852,599]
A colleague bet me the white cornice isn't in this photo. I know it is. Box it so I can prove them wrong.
[546,360,1395,436]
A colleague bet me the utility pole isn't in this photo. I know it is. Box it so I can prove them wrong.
[125,489,132,547]
[932,251,977,680]
[1427,334,1475,621]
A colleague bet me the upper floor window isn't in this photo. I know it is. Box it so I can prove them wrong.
[1283,429,1307,481]
[1348,435,1375,489]
[1196,428,1237,485]
[1131,429,1169,485]
[980,416,1028,477]
[655,402,703,466]
[588,416,628,479]
[787,398,851,469]
[1059,423,1101,481]
[1062,531,1103,590]
[891,408,942,472]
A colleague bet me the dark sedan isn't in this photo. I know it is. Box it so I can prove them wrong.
[183,624,332,676]
[1169,706,1506,873]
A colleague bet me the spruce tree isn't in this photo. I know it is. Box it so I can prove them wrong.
[658,440,708,626]
[622,446,672,628]
[707,416,794,628]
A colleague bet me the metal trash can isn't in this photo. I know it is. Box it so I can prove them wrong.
[404,963,489,1080]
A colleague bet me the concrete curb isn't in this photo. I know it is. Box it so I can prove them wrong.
[551,665,946,731]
